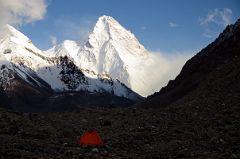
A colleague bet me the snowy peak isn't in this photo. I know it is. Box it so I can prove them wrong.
[2,25,33,49]
[0,24,143,102]
[43,15,152,96]
[5,25,29,41]
[87,15,148,56]
[0,24,43,57]
[45,40,80,60]
[1,15,154,98]
[95,15,137,41]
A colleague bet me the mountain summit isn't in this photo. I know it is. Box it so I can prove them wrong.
[46,15,159,96]
[1,16,156,111]
[89,15,148,56]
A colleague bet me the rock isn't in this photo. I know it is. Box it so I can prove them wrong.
[101,120,111,126]
[231,153,238,158]
[132,108,137,114]
[151,125,157,129]
[98,117,103,120]
[137,126,145,132]
[219,138,224,143]
[175,153,187,158]
[92,148,99,153]
[8,125,20,135]
[84,152,93,157]
[81,118,88,123]
[101,150,108,156]
[64,150,73,156]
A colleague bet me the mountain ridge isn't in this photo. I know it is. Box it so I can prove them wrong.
[137,18,240,108]
[0,16,152,111]
[0,16,144,100]
[45,15,160,96]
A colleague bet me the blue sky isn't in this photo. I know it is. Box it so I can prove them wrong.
[19,0,240,53]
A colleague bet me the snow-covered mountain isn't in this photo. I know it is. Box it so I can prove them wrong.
[46,15,159,96]
[0,24,53,90]
[1,15,162,105]
[0,23,142,103]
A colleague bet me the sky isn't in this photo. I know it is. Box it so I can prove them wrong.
[1,0,240,53]
[15,0,240,53]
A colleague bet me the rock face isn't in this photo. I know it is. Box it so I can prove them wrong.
[138,19,240,108]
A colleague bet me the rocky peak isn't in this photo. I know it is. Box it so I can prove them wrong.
[217,18,240,42]
[87,15,148,56]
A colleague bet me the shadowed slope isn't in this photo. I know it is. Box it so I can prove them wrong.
[138,19,240,108]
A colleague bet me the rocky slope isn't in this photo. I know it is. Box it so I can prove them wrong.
[138,19,240,108]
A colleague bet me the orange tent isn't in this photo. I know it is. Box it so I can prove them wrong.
[79,130,104,146]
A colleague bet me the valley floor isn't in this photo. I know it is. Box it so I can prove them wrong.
[0,102,239,159]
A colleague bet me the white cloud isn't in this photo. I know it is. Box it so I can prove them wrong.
[138,50,194,96]
[0,0,47,38]
[169,22,179,28]
[50,35,57,46]
[0,0,47,26]
[199,8,233,38]
[200,8,232,27]
[141,26,147,30]
[202,28,214,38]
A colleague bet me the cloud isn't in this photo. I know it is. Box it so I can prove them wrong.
[169,22,179,28]
[50,35,57,46]
[199,8,233,38]
[133,50,194,96]
[0,0,47,26]
[146,51,193,95]
[141,26,147,30]
[202,28,214,38]
[200,8,232,27]
[0,0,47,38]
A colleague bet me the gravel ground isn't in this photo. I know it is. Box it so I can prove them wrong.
[0,99,239,159]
